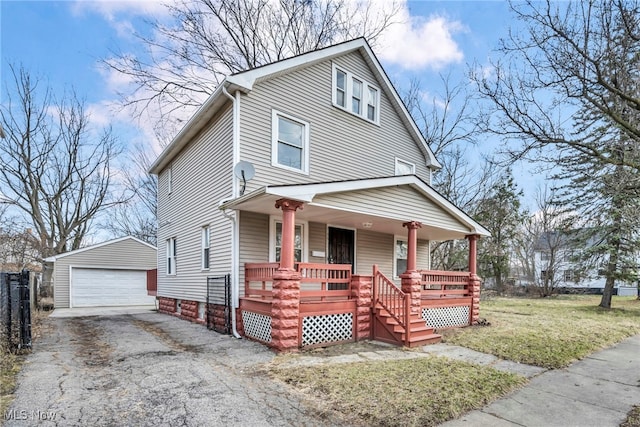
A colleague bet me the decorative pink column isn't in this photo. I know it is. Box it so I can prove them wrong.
[400,221,422,314]
[467,234,481,325]
[271,199,304,352]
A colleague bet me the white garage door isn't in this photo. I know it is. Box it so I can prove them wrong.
[71,268,156,307]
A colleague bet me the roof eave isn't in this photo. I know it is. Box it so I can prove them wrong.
[149,79,249,175]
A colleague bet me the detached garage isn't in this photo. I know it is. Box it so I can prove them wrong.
[46,236,157,309]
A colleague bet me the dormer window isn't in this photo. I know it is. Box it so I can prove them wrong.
[352,78,362,114]
[332,63,380,124]
[335,69,347,108]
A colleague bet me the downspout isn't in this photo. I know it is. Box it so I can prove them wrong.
[221,84,242,339]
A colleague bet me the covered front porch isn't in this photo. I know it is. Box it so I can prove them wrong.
[220,176,489,352]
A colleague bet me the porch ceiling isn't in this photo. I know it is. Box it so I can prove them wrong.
[219,176,490,241]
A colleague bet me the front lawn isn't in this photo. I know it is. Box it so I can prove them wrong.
[271,356,525,427]
[443,295,640,369]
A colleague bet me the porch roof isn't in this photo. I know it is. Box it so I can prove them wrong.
[220,176,490,241]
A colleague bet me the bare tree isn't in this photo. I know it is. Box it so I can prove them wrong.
[403,75,496,272]
[103,144,158,246]
[474,0,640,308]
[106,0,401,136]
[0,65,123,259]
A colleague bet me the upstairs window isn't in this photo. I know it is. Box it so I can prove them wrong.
[367,87,378,121]
[395,158,415,175]
[332,63,380,124]
[272,110,310,174]
[335,69,347,108]
[352,78,362,115]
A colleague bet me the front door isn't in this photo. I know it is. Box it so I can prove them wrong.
[328,227,355,272]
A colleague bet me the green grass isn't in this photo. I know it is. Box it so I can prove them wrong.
[442,295,640,369]
[271,356,525,427]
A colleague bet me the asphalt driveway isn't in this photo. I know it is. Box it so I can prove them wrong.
[4,311,335,426]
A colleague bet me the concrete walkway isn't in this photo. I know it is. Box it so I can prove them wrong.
[442,334,640,427]
[283,335,640,427]
[48,305,157,318]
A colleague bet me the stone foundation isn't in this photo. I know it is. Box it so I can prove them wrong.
[158,297,176,314]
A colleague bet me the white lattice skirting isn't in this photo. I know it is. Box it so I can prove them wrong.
[302,313,353,347]
[422,306,470,328]
[242,311,272,343]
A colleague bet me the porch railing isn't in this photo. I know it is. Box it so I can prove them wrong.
[373,265,408,343]
[419,270,470,298]
[298,263,352,300]
[244,262,352,300]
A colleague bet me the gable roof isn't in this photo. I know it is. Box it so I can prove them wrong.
[149,38,441,175]
[220,175,490,238]
[44,236,156,262]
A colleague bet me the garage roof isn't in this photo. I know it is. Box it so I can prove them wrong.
[44,236,156,262]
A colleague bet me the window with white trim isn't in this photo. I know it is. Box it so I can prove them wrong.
[335,69,347,108]
[367,86,378,121]
[352,78,362,115]
[395,158,415,175]
[201,226,210,270]
[272,110,310,174]
[166,237,177,275]
[394,238,408,278]
[269,217,308,263]
[332,63,380,124]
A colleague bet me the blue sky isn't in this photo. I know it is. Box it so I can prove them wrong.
[1,0,540,207]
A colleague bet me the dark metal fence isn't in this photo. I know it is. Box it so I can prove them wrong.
[206,274,231,334]
[1,270,32,350]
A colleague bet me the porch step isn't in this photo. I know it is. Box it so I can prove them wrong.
[373,305,441,347]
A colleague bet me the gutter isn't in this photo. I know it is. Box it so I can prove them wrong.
[221,86,242,339]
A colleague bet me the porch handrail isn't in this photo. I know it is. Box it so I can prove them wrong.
[418,269,471,298]
[373,265,408,337]
[245,262,279,298]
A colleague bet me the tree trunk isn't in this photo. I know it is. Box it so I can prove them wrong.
[600,218,622,309]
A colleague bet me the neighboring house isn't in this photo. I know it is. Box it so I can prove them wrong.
[534,230,639,295]
[0,227,40,272]
[149,38,490,351]
[45,236,157,308]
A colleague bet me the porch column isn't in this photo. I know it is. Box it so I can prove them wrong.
[275,199,304,270]
[466,234,481,325]
[271,199,304,352]
[401,221,422,314]
[467,234,478,276]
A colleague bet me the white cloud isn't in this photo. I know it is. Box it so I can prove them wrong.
[70,0,172,21]
[376,2,465,70]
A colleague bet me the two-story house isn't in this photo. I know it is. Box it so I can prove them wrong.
[149,38,490,351]
[534,230,639,296]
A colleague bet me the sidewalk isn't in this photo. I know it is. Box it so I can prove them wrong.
[441,334,640,427]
